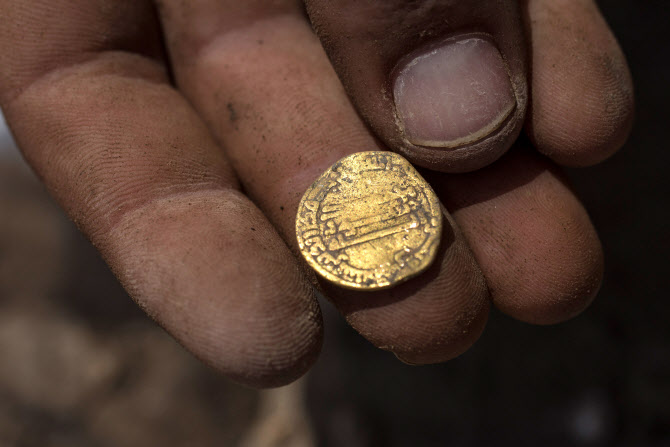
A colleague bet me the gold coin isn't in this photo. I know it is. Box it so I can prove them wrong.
[296,151,442,290]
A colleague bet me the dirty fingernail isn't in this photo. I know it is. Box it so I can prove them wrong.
[393,34,516,148]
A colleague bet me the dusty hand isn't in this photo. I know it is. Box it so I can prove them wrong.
[0,0,633,386]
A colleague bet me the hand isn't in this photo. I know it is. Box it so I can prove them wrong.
[0,0,633,387]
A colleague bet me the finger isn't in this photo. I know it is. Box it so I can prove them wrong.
[0,0,322,387]
[523,0,634,166]
[431,144,604,325]
[157,0,490,364]
[304,0,529,173]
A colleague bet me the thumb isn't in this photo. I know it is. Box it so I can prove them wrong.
[305,0,528,173]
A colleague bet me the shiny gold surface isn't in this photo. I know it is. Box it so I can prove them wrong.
[296,151,442,290]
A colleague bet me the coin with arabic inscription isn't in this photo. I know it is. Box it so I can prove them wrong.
[296,151,442,290]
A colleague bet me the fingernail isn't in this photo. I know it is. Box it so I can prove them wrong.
[393,34,516,148]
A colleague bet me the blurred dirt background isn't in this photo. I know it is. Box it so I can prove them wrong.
[1,1,668,446]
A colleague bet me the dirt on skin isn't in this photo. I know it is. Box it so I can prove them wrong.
[0,157,314,447]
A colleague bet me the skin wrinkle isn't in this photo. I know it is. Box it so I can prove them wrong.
[3,50,169,114]
[155,0,303,64]
[6,54,237,240]
[182,15,363,182]
[0,0,163,105]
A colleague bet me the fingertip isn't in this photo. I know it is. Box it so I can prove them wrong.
[212,304,324,388]
[329,224,491,365]
[525,0,635,166]
[103,190,324,388]
[392,297,490,365]
[347,290,490,366]
[441,148,605,328]
[199,303,323,389]
[526,50,634,167]
[306,0,529,173]
[492,216,605,326]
